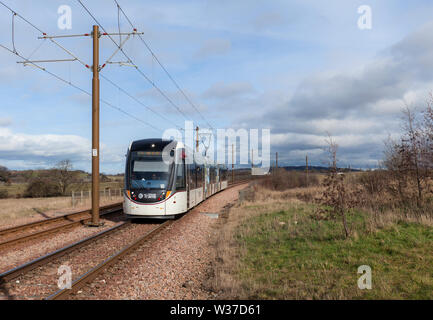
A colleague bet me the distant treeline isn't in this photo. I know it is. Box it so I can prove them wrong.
[0,160,123,199]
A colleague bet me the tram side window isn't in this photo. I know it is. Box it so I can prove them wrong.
[176,162,186,190]
[211,168,216,183]
[196,166,202,188]
[189,164,196,189]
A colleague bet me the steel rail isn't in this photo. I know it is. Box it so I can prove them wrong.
[46,220,172,300]
[46,181,251,300]
[0,202,122,237]
[0,209,122,249]
[0,181,250,300]
[0,221,130,284]
[0,204,122,249]
[0,182,250,250]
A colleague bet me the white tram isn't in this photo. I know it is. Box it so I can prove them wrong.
[123,139,228,219]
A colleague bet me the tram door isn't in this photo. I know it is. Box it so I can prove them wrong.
[186,163,190,209]
[175,150,187,213]
[204,166,209,199]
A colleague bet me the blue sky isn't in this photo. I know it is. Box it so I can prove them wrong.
[1,0,433,173]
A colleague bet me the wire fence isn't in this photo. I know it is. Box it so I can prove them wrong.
[71,188,123,207]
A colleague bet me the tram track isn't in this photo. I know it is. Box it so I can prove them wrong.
[0,221,130,284]
[46,220,171,300]
[0,181,251,300]
[0,203,122,250]
[47,181,250,300]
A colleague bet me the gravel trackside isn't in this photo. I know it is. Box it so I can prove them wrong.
[0,221,158,300]
[0,213,124,274]
[70,184,247,300]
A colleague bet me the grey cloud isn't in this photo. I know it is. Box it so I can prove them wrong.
[284,23,433,123]
[229,22,433,168]
[0,118,12,127]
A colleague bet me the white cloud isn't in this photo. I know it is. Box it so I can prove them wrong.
[0,127,90,160]
[0,127,125,171]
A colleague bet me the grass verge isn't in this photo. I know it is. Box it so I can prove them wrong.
[213,188,433,299]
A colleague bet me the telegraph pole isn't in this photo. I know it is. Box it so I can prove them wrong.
[21,26,144,227]
[90,25,101,226]
[276,152,278,169]
[306,154,309,188]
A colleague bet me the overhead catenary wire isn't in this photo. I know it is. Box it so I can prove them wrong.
[36,30,187,131]
[15,5,185,133]
[100,73,185,131]
[0,2,161,133]
[26,37,47,60]
[1,0,211,135]
[113,0,216,132]
[76,0,191,123]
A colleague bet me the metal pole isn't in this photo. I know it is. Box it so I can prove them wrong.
[91,25,100,226]
[196,126,199,152]
[232,144,234,183]
[276,152,278,169]
[251,149,254,169]
[306,155,309,187]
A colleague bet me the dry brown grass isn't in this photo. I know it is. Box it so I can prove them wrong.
[260,169,321,191]
[0,195,122,228]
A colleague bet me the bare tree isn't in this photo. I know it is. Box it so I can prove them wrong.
[383,102,433,207]
[401,106,424,204]
[422,94,433,188]
[53,160,77,195]
[325,133,338,171]
[383,136,408,203]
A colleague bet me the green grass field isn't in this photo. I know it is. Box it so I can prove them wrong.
[234,204,433,299]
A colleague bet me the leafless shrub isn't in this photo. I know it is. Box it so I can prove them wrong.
[24,178,61,198]
[0,190,8,199]
[315,134,362,238]
[357,169,389,195]
[260,168,319,191]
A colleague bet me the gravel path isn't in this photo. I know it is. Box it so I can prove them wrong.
[70,184,247,300]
